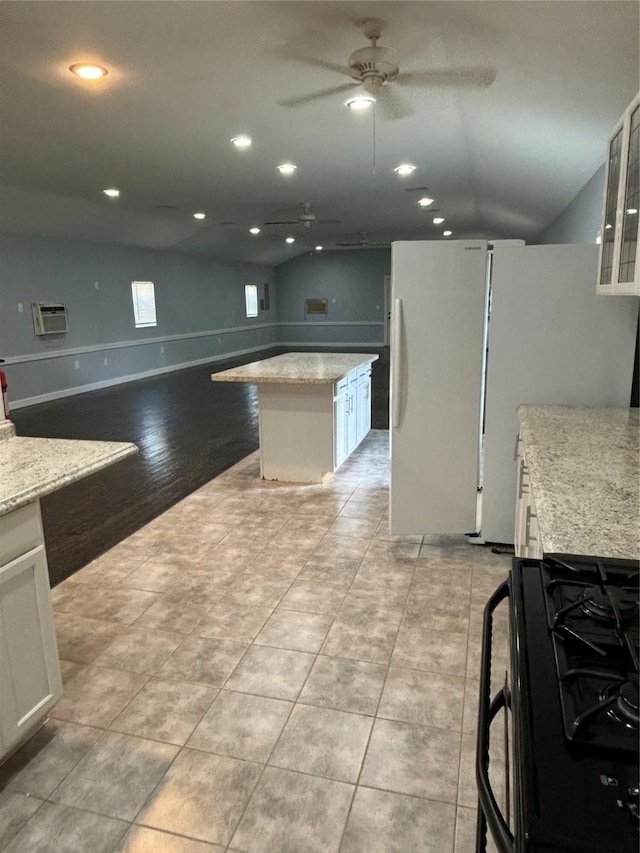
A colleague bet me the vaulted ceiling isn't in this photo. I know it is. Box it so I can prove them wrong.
[1,1,638,266]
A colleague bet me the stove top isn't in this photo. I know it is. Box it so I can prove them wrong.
[509,553,639,852]
[542,554,639,754]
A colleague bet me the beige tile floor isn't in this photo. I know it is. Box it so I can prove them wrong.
[0,431,510,853]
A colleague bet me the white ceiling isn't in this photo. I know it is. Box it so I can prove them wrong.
[1,1,638,266]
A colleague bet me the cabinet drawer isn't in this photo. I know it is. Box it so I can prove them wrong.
[335,376,349,395]
[357,365,370,379]
[348,369,359,386]
[0,503,44,566]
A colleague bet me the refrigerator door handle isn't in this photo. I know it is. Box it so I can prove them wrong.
[392,297,403,429]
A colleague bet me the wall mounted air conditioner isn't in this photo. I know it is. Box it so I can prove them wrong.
[32,303,69,335]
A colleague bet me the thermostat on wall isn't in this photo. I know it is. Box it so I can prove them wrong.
[32,303,69,335]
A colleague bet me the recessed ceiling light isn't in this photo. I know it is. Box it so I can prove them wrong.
[102,188,120,198]
[443,230,453,237]
[231,135,252,150]
[433,216,445,225]
[394,164,416,176]
[315,245,323,251]
[417,197,434,207]
[627,207,638,215]
[345,94,375,111]
[278,163,297,175]
[70,63,108,79]
[193,212,206,220]
[249,227,261,235]
[285,236,296,244]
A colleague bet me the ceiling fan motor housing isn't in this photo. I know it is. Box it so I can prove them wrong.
[348,46,399,90]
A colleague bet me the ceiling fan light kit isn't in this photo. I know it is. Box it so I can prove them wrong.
[277,162,297,175]
[417,196,434,207]
[345,93,375,111]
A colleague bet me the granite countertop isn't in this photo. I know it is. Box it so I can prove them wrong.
[518,405,639,559]
[211,352,379,385]
[0,434,138,517]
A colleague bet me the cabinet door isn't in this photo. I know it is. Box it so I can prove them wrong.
[514,445,542,559]
[598,92,640,295]
[346,392,358,454]
[356,375,371,444]
[514,450,529,557]
[0,546,62,758]
[617,100,639,289]
[333,393,348,469]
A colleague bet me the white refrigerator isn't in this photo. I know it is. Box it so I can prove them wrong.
[389,240,638,542]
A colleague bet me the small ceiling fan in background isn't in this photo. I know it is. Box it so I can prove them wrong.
[277,17,496,120]
[335,233,390,249]
[265,202,343,229]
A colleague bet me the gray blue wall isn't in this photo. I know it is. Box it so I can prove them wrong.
[275,249,389,347]
[1,232,277,407]
[537,163,605,244]
[3,162,621,410]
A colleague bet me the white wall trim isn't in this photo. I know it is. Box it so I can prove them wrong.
[9,343,277,410]
[278,321,384,327]
[3,323,279,365]
[279,340,385,348]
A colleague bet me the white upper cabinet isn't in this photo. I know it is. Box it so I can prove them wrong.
[598,91,640,295]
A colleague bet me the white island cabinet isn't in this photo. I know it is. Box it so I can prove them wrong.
[212,353,378,483]
[0,426,137,762]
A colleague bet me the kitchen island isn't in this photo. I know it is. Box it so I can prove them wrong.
[0,420,137,762]
[212,352,379,483]
[515,405,639,559]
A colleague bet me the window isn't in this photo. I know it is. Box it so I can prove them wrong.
[245,284,258,317]
[131,281,157,328]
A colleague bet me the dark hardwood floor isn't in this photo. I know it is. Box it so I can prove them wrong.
[11,347,389,586]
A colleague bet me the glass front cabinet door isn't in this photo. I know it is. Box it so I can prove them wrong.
[598,91,640,295]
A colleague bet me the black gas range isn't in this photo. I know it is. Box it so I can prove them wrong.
[476,553,639,853]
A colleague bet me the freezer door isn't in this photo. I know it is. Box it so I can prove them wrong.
[481,243,638,544]
[390,240,488,534]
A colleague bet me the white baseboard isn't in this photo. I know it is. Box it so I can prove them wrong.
[9,344,275,410]
[9,340,386,410]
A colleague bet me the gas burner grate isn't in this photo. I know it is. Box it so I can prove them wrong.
[540,554,640,754]
[561,670,639,740]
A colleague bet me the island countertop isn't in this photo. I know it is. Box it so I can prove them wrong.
[0,434,138,517]
[518,405,639,559]
[211,352,379,385]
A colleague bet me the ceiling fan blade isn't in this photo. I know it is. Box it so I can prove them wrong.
[375,86,413,121]
[264,220,300,225]
[396,67,497,89]
[278,82,357,108]
[274,49,353,79]
[317,218,343,225]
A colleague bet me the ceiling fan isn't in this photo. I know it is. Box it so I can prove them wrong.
[277,17,496,120]
[335,233,390,249]
[265,202,342,229]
